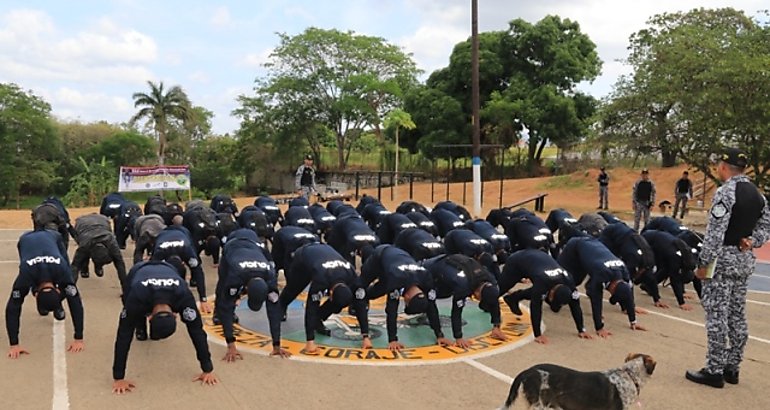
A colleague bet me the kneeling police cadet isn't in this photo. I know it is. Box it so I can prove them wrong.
[360,245,448,351]
[558,237,647,337]
[7,230,85,358]
[422,254,507,348]
[112,260,217,394]
[499,248,590,344]
[215,234,290,361]
[277,243,369,354]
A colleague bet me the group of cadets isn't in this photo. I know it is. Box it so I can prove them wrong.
[6,191,708,393]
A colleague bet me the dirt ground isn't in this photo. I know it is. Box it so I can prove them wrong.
[3,165,770,410]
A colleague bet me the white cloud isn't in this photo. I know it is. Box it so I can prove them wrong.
[44,87,134,124]
[188,70,210,84]
[241,48,272,68]
[210,6,232,28]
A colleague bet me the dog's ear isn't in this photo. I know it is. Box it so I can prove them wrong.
[642,355,657,375]
[625,353,641,363]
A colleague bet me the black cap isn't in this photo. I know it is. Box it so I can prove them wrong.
[549,285,573,313]
[149,311,177,340]
[246,277,268,311]
[600,166,605,171]
[721,147,748,169]
[641,168,649,174]
[478,284,499,313]
[404,293,429,315]
[304,154,313,161]
[330,283,353,307]
[36,287,62,316]
[609,281,633,307]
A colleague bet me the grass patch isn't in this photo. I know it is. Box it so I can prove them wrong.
[538,175,587,190]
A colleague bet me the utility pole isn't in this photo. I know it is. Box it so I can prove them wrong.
[471,0,482,217]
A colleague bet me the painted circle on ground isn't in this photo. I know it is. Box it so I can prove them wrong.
[202,293,534,365]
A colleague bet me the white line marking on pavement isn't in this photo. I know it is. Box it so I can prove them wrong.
[749,289,770,295]
[463,359,514,385]
[0,260,17,264]
[52,320,70,410]
[751,274,770,281]
[747,299,770,307]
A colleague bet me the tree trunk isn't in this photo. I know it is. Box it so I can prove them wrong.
[336,133,345,169]
[661,149,676,167]
[535,138,548,163]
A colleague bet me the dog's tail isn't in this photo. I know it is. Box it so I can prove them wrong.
[501,370,528,409]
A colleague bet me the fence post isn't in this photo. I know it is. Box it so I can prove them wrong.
[355,172,360,200]
[409,173,414,200]
[431,161,435,203]
[499,148,505,208]
[390,173,394,202]
[377,171,382,201]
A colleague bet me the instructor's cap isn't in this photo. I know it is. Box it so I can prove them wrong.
[304,154,314,161]
[721,147,748,169]
[246,277,268,311]
[149,311,177,340]
[641,168,649,174]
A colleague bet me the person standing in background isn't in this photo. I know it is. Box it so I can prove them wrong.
[673,171,693,219]
[632,169,656,232]
[597,166,609,210]
[295,154,317,201]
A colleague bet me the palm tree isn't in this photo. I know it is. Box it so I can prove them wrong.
[131,81,191,164]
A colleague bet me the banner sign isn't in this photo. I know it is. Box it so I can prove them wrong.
[118,165,191,192]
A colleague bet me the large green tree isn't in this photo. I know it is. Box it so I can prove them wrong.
[0,83,59,207]
[130,81,192,165]
[600,8,770,187]
[239,27,420,169]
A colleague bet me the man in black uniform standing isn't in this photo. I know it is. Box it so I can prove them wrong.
[295,154,317,201]
[360,245,448,351]
[215,235,290,361]
[422,254,507,347]
[111,261,218,393]
[499,248,591,344]
[6,230,85,358]
[277,243,370,354]
[673,171,693,219]
[598,166,609,210]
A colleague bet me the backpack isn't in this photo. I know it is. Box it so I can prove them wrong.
[144,195,167,217]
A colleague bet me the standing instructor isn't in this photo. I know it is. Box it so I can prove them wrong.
[295,154,317,201]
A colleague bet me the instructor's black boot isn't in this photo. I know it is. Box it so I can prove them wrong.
[685,368,724,388]
[724,369,739,385]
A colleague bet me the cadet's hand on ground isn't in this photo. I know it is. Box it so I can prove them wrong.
[436,337,452,347]
[67,340,85,353]
[302,341,320,355]
[192,372,219,386]
[630,323,647,331]
[455,338,471,349]
[112,379,136,394]
[361,337,373,350]
[695,267,707,280]
[388,341,404,352]
[578,331,593,340]
[534,335,549,344]
[270,346,291,358]
[679,303,694,311]
[199,301,212,314]
[7,345,29,359]
[653,300,669,309]
[222,345,243,362]
[490,326,508,341]
[596,329,612,339]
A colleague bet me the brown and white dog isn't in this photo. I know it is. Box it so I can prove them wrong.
[501,353,656,410]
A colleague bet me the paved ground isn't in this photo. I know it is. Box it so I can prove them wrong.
[2,226,770,410]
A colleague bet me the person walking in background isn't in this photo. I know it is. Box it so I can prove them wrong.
[673,171,693,219]
[686,148,770,388]
[632,169,656,232]
[295,154,317,201]
[597,166,609,210]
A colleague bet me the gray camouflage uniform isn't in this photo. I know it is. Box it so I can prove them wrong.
[632,178,656,232]
[699,175,770,375]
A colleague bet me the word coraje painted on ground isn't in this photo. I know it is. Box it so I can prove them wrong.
[202,293,533,365]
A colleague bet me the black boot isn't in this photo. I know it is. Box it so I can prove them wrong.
[724,369,739,385]
[503,294,522,316]
[314,322,331,337]
[135,328,148,341]
[685,368,724,388]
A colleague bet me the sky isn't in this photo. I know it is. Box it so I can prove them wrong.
[0,0,765,135]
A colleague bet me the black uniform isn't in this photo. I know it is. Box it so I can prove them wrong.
[404,211,439,237]
[326,215,379,266]
[183,206,220,264]
[361,202,391,231]
[355,195,380,215]
[277,244,368,341]
[422,254,501,339]
[395,200,430,216]
[376,213,418,244]
[71,213,127,286]
[216,212,238,244]
[254,196,283,227]
[32,197,77,249]
[288,196,310,208]
[308,203,337,238]
[284,206,317,233]
[237,205,273,240]
[393,228,445,261]
[112,261,212,381]
[132,214,167,263]
[115,200,142,249]
[599,222,656,284]
[144,195,167,217]
[360,245,443,342]
[598,211,625,225]
[151,228,207,303]
[643,216,689,236]
[6,230,84,346]
[271,226,320,272]
[434,201,472,221]
[544,208,578,234]
[215,237,281,346]
[326,200,355,217]
[164,203,185,226]
[210,194,238,215]
[557,237,636,331]
[486,208,514,230]
[641,230,698,306]
[430,208,465,238]
[578,212,609,237]
[466,219,512,261]
[504,214,554,254]
[499,249,584,338]
[443,228,500,279]
[100,192,126,233]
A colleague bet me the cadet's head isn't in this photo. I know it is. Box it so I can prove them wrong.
[608,280,633,310]
[476,252,496,269]
[165,255,186,278]
[329,282,353,308]
[35,282,64,320]
[475,282,500,313]
[717,147,748,181]
[171,215,184,226]
[91,243,112,267]
[246,277,268,311]
[546,284,573,313]
[403,285,429,315]
[359,244,376,264]
[149,293,177,340]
